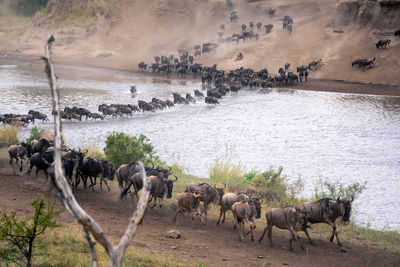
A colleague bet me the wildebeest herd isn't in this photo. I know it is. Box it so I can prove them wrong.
[7,135,354,251]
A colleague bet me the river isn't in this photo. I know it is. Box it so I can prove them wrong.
[1,58,399,231]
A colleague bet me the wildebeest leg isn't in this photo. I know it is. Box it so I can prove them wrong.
[202,203,208,225]
[173,206,182,222]
[326,220,342,247]
[89,176,96,191]
[19,158,24,172]
[9,156,16,175]
[44,170,49,180]
[35,168,39,179]
[303,227,314,245]
[101,178,111,192]
[258,225,268,243]
[217,207,224,225]
[267,223,274,247]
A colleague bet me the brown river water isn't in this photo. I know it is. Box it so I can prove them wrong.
[1,58,400,231]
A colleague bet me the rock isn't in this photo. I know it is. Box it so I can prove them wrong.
[340,247,347,252]
[166,229,181,239]
[222,258,228,261]
[170,245,178,250]
[282,263,289,265]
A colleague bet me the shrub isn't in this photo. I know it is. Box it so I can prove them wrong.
[313,177,367,200]
[104,132,157,165]
[25,126,41,144]
[0,195,61,267]
[11,0,48,16]
[0,127,19,148]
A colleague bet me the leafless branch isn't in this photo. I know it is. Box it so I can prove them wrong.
[41,35,150,267]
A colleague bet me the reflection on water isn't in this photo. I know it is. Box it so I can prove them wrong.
[1,59,400,231]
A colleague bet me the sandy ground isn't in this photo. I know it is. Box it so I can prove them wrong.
[0,0,399,86]
[1,151,399,267]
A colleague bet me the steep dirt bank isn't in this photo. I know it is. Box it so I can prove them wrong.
[0,150,399,266]
[0,0,399,86]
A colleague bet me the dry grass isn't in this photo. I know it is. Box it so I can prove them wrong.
[0,127,19,148]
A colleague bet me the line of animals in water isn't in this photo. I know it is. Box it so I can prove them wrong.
[8,138,353,252]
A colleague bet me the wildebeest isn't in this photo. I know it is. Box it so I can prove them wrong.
[205,96,219,105]
[148,175,178,208]
[351,58,375,70]
[89,112,104,120]
[194,90,204,97]
[231,199,259,241]
[264,24,273,34]
[296,197,353,249]
[80,157,115,191]
[138,61,147,71]
[173,189,203,224]
[258,207,306,251]
[31,139,52,154]
[8,142,32,174]
[185,182,226,224]
[376,39,391,49]
[217,192,249,226]
[130,85,137,94]
[395,29,400,37]
[26,151,53,179]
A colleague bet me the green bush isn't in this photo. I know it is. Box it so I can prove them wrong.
[104,132,157,165]
[0,195,61,267]
[25,126,41,144]
[313,177,367,200]
[0,127,19,148]
[11,0,48,16]
[209,145,245,184]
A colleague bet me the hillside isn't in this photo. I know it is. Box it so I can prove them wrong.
[0,0,399,86]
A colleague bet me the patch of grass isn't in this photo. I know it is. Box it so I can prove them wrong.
[84,143,106,160]
[209,146,245,185]
[0,127,19,148]
[26,226,188,266]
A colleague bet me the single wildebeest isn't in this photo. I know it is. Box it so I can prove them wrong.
[173,189,204,224]
[258,207,306,251]
[185,182,226,224]
[80,157,115,191]
[296,196,353,249]
[148,175,178,208]
[186,93,196,103]
[89,112,104,120]
[26,151,53,179]
[217,192,249,226]
[31,139,52,154]
[8,142,32,174]
[395,29,400,37]
[194,89,204,97]
[376,39,391,49]
[232,199,260,241]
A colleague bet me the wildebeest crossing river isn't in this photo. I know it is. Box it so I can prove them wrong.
[1,58,400,231]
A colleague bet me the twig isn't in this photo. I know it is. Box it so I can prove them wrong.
[41,35,150,267]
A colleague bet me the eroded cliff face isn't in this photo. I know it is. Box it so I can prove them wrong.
[333,0,400,30]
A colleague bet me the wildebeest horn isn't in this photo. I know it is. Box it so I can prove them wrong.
[82,148,88,154]
[260,198,264,204]
[168,166,172,171]
[170,175,178,182]
[351,196,354,202]
[337,195,341,202]
[151,162,154,168]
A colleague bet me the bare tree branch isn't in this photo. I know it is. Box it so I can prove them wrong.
[83,227,98,267]
[41,35,150,267]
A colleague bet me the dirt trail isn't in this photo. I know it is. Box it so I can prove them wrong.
[0,151,398,266]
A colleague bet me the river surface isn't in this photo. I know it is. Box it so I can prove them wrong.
[1,58,400,231]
